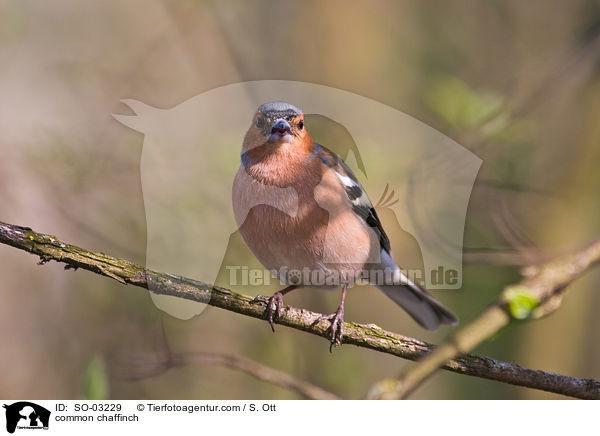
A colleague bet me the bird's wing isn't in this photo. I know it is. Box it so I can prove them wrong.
[315,144,392,255]
[314,144,458,329]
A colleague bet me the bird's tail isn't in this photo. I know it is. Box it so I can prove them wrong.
[375,250,458,330]
[376,281,458,331]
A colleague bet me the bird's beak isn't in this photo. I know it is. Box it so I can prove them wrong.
[269,118,293,143]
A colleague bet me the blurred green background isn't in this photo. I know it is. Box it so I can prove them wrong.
[1,0,599,400]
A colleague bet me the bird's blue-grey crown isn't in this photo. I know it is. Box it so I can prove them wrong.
[257,101,303,120]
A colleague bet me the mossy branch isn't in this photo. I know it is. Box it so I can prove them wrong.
[1,220,599,399]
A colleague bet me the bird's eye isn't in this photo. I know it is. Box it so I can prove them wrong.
[298,121,304,130]
[256,118,264,128]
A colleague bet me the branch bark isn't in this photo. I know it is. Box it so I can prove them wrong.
[1,220,599,399]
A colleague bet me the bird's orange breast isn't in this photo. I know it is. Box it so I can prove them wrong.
[232,144,375,286]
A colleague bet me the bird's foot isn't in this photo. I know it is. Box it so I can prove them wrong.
[265,292,285,332]
[252,286,298,332]
[314,307,345,352]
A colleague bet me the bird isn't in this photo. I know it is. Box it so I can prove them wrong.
[232,101,458,348]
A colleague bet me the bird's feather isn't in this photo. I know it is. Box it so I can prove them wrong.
[315,144,392,255]
[376,250,458,330]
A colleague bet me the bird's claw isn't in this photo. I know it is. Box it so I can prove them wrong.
[265,292,285,332]
[250,294,269,304]
[315,308,344,352]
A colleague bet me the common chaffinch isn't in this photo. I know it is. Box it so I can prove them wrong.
[233,101,457,347]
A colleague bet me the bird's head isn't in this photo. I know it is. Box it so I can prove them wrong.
[243,101,309,151]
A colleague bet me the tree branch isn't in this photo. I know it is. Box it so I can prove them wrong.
[371,238,600,399]
[109,320,341,400]
[1,220,599,399]
[111,351,341,400]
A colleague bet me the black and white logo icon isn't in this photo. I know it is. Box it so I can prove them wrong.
[3,402,50,434]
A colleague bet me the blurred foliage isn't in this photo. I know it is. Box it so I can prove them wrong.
[425,74,534,146]
[79,356,109,400]
[425,74,506,134]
